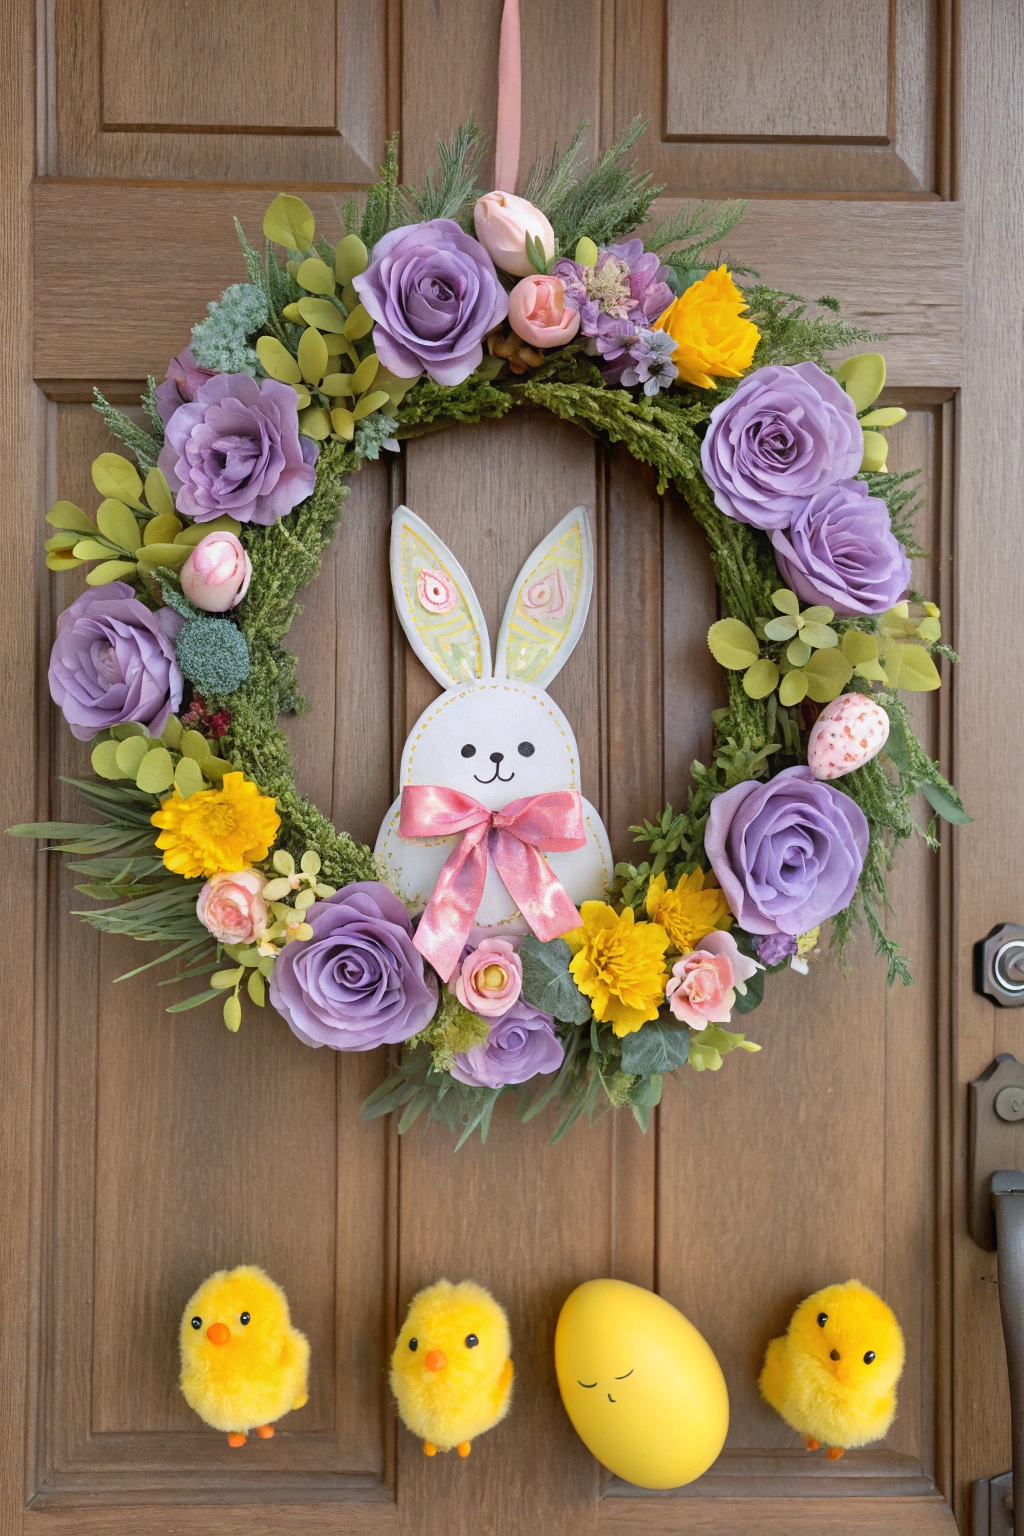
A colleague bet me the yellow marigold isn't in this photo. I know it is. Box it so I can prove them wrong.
[652,265,760,389]
[565,901,669,1039]
[645,868,732,955]
[152,771,280,879]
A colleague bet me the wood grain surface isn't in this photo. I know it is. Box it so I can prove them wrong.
[2,0,1009,1532]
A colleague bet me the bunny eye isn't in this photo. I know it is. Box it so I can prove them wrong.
[517,741,535,757]
[460,744,476,758]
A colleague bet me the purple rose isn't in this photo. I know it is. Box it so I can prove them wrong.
[158,373,318,525]
[770,479,911,617]
[352,219,508,386]
[449,999,564,1089]
[756,932,798,966]
[48,581,183,741]
[705,766,868,937]
[700,362,863,529]
[269,881,437,1051]
[154,347,216,426]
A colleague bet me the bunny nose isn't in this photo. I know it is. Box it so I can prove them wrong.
[424,1349,447,1372]
[207,1323,230,1346]
[489,752,504,764]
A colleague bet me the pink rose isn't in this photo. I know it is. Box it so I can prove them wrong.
[180,531,252,613]
[196,868,268,944]
[453,938,523,1017]
[508,276,581,349]
[523,567,568,619]
[473,191,555,278]
[665,929,760,1028]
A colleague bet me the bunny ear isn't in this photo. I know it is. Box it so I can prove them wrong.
[391,506,491,687]
[495,507,594,686]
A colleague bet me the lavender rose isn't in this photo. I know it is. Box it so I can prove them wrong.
[770,479,911,617]
[449,999,564,1089]
[352,219,508,386]
[700,362,863,529]
[756,932,798,966]
[158,373,318,525]
[269,882,437,1051]
[705,765,868,937]
[48,581,183,741]
[154,346,215,426]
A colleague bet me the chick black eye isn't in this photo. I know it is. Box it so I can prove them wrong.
[409,1337,418,1351]
[240,1312,250,1326]
[517,741,535,757]
[191,1316,202,1330]
[461,744,476,758]
[864,1350,876,1364]
[465,1334,479,1349]
[817,1313,828,1327]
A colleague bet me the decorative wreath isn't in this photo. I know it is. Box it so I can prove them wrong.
[16,120,967,1145]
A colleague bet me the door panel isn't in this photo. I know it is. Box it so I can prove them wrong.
[5,0,1010,1532]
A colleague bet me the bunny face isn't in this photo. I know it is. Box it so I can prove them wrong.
[401,682,580,811]
[376,504,613,928]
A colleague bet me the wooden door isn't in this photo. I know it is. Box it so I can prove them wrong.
[1,2,1017,1533]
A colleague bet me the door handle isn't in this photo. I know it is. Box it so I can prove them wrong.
[993,1173,1024,1536]
[970,1057,1024,1532]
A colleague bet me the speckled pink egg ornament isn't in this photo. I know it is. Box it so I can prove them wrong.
[807,694,890,780]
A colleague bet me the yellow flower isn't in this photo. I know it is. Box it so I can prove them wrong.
[652,265,760,389]
[152,771,280,879]
[645,869,732,955]
[565,901,669,1038]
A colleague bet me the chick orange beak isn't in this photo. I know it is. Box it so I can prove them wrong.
[207,1322,230,1346]
[835,1361,852,1384]
[424,1349,447,1372]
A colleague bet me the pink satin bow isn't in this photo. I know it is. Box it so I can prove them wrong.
[399,784,586,981]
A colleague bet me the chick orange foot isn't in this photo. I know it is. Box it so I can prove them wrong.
[226,1433,246,1448]
[804,1437,820,1451]
[423,1442,437,1457]
[256,1425,275,1440]
[826,1447,845,1461]
[457,1442,471,1458]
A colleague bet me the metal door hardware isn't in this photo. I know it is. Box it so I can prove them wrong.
[976,925,1024,1007]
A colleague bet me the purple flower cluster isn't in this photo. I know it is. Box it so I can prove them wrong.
[700,361,910,615]
[553,240,674,386]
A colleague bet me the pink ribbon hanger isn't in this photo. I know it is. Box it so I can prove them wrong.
[494,0,521,193]
[400,784,586,981]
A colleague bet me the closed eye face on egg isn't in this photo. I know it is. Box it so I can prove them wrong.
[576,1365,635,1406]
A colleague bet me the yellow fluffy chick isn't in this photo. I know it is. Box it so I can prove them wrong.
[759,1279,904,1459]
[390,1279,514,1458]
[179,1265,310,1447]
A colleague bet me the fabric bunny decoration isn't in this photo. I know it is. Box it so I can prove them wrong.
[375,505,613,981]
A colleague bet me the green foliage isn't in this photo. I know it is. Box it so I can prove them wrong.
[520,936,591,1024]
[522,117,662,249]
[360,134,404,251]
[92,390,161,474]
[402,118,485,231]
[175,617,251,694]
[644,199,750,271]
[190,281,268,375]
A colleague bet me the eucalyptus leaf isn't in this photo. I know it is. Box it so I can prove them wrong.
[297,297,346,334]
[255,336,301,384]
[921,780,972,824]
[343,303,374,340]
[297,325,328,385]
[860,429,888,473]
[86,559,138,586]
[879,638,940,692]
[91,740,125,780]
[772,588,800,616]
[91,452,145,510]
[114,736,150,777]
[835,351,886,412]
[787,637,812,668]
[800,622,838,650]
[296,257,335,295]
[707,617,760,670]
[763,616,798,642]
[263,193,315,252]
[174,756,205,798]
[520,936,591,1024]
[144,467,176,517]
[135,747,175,794]
[46,500,94,533]
[742,658,779,699]
[335,233,368,283]
[619,1018,690,1075]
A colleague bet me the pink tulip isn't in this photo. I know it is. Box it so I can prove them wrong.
[453,938,523,1016]
[196,868,268,945]
[474,191,554,277]
[665,930,760,1028]
[180,531,252,612]
[507,275,580,349]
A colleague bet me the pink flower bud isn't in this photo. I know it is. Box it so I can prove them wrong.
[473,191,555,277]
[507,275,580,349]
[196,868,268,945]
[180,531,252,613]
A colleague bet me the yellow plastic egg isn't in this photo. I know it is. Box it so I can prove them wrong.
[554,1278,729,1489]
